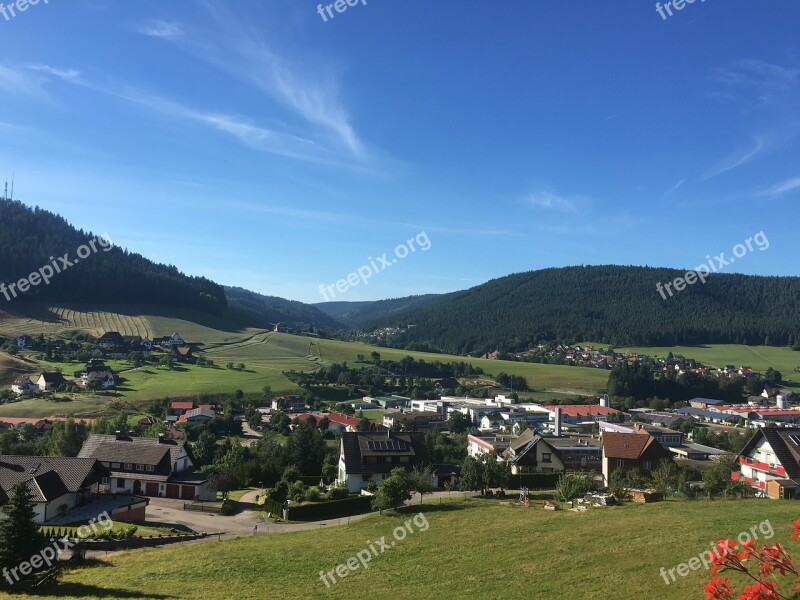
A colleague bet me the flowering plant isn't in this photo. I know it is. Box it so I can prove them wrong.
[704,518,800,600]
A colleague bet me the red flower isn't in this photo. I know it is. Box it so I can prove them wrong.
[736,580,780,600]
[705,576,734,600]
[792,517,800,542]
[760,543,797,577]
[737,539,758,561]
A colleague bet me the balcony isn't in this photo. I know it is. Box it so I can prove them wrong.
[739,456,786,477]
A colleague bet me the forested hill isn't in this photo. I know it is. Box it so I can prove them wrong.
[225,286,342,329]
[313,295,439,327]
[363,266,800,354]
[0,200,227,315]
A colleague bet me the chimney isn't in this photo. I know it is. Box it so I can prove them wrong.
[115,430,123,440]
[158,433,165,444]
[554,407,562,437]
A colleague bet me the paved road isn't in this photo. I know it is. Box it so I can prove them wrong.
[87,489,471,559]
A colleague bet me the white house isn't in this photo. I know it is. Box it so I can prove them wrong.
[37,372,66,392]
[15,336,33,350]
[0,456,109,523]
[11,376,37,395]
[337,431,431,493]
[77,433,215,500]
[734,428,800,499]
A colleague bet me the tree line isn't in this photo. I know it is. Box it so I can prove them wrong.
[362,265,800,354]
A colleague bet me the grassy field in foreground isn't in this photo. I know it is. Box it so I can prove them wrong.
[6,499,799,600]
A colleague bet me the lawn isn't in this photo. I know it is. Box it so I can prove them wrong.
[12,498,800,599]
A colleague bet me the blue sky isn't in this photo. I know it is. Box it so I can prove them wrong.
[0,0,798,304]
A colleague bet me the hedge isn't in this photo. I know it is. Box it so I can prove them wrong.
[297,476,335,487]
[285,495,372,521]
[261,498,283,516]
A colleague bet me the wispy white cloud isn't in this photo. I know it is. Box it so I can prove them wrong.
[136,5,366,159]
[756,177,800,198]
[701,137,764,181]
[662,178,685,199]
[526,189,586,213]
[714,59,800,107]
[137,20,184,40]
[2,63,351,164]
[25,64,81,83]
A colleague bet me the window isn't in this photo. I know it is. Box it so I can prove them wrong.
[111,463,121,469]
[135,464,144,471]
[643,461,652,470]
[146,465,155,472]
[124,463,132,470]
[616,459,625,468]
[542,453,552,463]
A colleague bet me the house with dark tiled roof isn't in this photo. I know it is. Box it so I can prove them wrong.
[733,427,800,499]
[36,372,66,392]
[77,433,215,500]
[601,432,672,487]
[97,332,125,350]
[11,376,37,395]
[271,395,307,412]
[171,346,196,363]
[0,456,109,523]
[503,430,601,474]
[337,431,431,493]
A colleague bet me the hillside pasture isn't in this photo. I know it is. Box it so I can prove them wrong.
[11,499,800,600]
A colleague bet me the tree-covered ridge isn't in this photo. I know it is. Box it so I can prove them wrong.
[0,200,227,315]
[313,295,439,327]
[224,286,341,329]
[364,265,800,354]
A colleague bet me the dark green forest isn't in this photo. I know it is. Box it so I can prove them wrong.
[225,286,341,329]
[364,266,800,354]
[0,200,227,315]
[313,295,438,327]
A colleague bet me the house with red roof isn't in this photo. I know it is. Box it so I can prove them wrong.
[601,432,672,487]
[171,401,195,415]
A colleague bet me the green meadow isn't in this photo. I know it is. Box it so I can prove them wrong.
[5,499,799,600]
[2,305,799,418]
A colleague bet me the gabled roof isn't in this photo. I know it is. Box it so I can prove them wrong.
[340,432,428,475]
[739,428,800,479]
[78,434,184,470]
[171,401,195,410]
[601,432,667,461]
[328,412,361,428]
[0,456,108,503]
[39,372,66,384]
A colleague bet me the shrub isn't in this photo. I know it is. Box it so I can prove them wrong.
[303,487,321,502]
[327,485,350,501]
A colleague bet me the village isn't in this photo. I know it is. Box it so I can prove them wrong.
[1,330,800,540]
